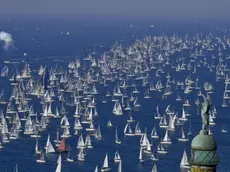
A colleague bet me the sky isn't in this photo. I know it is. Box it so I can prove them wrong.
[0,0,229,20]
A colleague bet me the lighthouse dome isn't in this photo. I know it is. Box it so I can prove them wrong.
[191,130,217,151]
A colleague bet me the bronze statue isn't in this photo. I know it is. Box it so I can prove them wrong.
[201,95,211,130]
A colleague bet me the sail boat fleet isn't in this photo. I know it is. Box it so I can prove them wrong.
[0,31,229,172]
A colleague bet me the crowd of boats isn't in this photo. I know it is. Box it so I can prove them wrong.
[0,33,229,172]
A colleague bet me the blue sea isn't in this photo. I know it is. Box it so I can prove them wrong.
[0,17,230,172]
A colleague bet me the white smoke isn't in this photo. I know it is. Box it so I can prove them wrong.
[0,31,13,50]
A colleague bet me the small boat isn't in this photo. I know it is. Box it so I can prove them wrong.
[157,142,167,154]
[77,148,85,161]
[180,150,190,169]
[222,99,228,107]
[115,127,121,144]
[208,128,213,135]
[134,122,142,136]
[114,151,121,163]
[179,107,188,121]
[176,92,182,101]
[151,163,158,172]
[101,153,111,171]
[57,138,70,153]
[221,124,228,133]
[188,121,192,136]
[35,137,41,154]
[124,123,135,136]
[151,127,159,139]
[54,128,61,146]
[113,101,123,116]
[1,66,9,77]
[178,127,189,142]
[36,149,46,163]
[107,120,113,127]
[127,112,135,123]
[154,105,161,119]
[161,130,171,144]
[66,149,74,162]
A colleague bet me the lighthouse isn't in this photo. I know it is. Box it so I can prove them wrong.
[190,95,219,172]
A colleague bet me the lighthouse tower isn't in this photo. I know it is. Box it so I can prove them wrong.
[190,95,219,172]
[190,129,219,172]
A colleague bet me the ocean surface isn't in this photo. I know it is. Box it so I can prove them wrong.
[0,17,230,172]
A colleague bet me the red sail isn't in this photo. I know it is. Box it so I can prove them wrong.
[57,138,70,152]
[57,138,65,152]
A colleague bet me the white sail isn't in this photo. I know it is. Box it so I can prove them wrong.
[46,141,55,153]
[45,134,50,149]
[57,154,62,164]
[180,150,190,169]
[55,158,61,172]
[118,161,122,172]
[103,154,109,168]
[152,163,158,172]
[94,165,98,172]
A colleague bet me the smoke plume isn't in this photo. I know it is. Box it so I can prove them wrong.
[0,31,13,50]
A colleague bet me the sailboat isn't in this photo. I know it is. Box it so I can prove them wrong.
[0,90,8,104]
[101,153,111,171]
[188,121,192,136]
[115,127,121,144]
[180,150,190,169]
[54,128,61,146]
[154,105,161,119]
[209,113,215,125]
[161,130,171,144]
[159,114,168,128]
[127,112,135,123]
[36,149,46,163]
[124,123,134,136]
[57,138,70,153]
[66,149,74,162]
[85,135,93,148]
[107,120,113,127]
[1,66,9,77]
[178,127,189,142]
[208,128,213,135]
[151,127,159,139]
[134,122,142,136]
[46,141,55,154]
[221,124,228,133]
[113,101,123,115]
[222,99,227,107]
[35,137,41,154]
[179,107,188,121]
[176,92,182,101]
[77,148,85,161]
[95,125,102,140]
[114,151,121,163]
[157,142,167,154]
[151,163,158,172]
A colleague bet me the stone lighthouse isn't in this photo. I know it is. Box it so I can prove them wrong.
[190,95,219,172]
